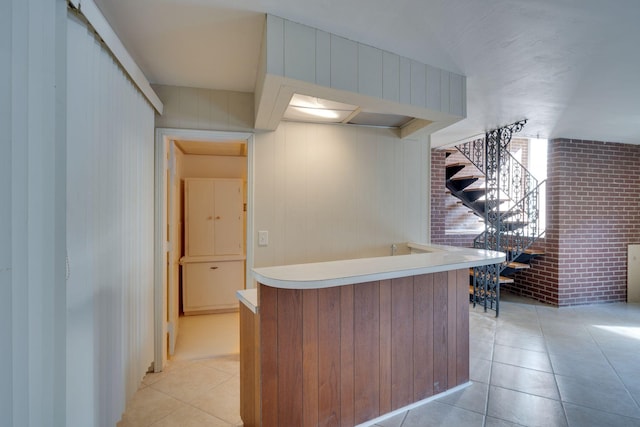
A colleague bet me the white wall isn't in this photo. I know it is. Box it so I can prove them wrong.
[181,154,247,179]
[1,0,67,426]
[253,121,430,268]
[66,11,155,427]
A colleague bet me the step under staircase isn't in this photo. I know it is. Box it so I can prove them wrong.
[444,120,545,316]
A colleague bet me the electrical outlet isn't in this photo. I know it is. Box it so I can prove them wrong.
[258,230,269,246]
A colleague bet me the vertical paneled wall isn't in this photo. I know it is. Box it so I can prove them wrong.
[253,121,429,268]
[66,12,155,427]
[265,15,466,118]
[0,0,9,418]
[153,84,254,131]
[1,0,67,426]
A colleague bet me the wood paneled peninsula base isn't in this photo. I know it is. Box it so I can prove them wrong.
[237,244,504,427]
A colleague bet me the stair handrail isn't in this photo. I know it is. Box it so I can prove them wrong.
[456,133,538,209]
[460,120,537,317]
[500,179,546,260]
[474,180,546,263]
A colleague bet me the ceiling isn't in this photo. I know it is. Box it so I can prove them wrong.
[93,0,640,147]
[174,140,247,156]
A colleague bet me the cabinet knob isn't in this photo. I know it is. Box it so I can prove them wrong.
[210,266,219,270]
[215,216,221,220]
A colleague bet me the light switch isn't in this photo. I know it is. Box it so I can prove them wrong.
[258,230,269,246]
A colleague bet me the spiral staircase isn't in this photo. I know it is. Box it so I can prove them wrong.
[445,120,545,316]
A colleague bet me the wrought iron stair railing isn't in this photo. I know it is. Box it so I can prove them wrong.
[453,120,545,316]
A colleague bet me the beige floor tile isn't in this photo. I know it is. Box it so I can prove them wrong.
[173,312,239,361]
[191,375,242,425]
[149,363,233,404]
[119,387,184,427]
[196,354,240,376]
[149,405,233,427]
[142,359,200,386]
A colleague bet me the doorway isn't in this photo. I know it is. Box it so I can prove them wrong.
[154,128,254,371]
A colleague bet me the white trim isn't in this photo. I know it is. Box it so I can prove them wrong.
[355,381,472,427]
[153,128,254,372]
[70,0,163,114]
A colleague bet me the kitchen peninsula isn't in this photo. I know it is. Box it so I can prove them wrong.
[237,243,505,427]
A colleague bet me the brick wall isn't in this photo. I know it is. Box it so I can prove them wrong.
[431,149,447,244]
[512,139,640,306]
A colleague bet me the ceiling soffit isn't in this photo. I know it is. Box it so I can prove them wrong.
[254,15,467,139]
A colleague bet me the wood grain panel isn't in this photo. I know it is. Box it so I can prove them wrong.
[318,287,341,427]
[391,276,414,409]
[447,270,458,388]
[303,289,319,427]
[379,280,392,414]
[277,289,303,426]
[354,282,380,424]
[413,274,434,400]
[340,286,355,427]
[432,272,448,394]
[456,268,470,384]
[253,271,471,426]
[259,284,279,426]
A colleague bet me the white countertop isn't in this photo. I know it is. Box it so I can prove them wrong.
[236,289,258,313]
[252,243,505,290]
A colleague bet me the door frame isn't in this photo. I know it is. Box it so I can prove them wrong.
[153,128,255,372]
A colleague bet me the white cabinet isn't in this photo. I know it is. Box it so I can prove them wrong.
[182,260,244,314]
[185,178,243,257]
[182,178,245,314]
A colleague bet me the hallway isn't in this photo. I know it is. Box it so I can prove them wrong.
[118,296,640,426]
[118,312,242,426]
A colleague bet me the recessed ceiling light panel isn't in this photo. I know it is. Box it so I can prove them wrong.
[283,94,358,123]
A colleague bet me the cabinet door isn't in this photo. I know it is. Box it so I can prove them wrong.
[185,180,215,256]
[183,261,244,313]
[214,180,243,255]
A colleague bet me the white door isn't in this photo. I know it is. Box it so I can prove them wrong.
[185,179,216,256]
[167,143,180,355]
[214,180,243,255]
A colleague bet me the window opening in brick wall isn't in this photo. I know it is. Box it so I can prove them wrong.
[441,138,547,245]
[528,138,547,232]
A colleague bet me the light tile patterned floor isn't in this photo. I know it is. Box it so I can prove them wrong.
[119,296,640,427]
[117,312,242,427]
